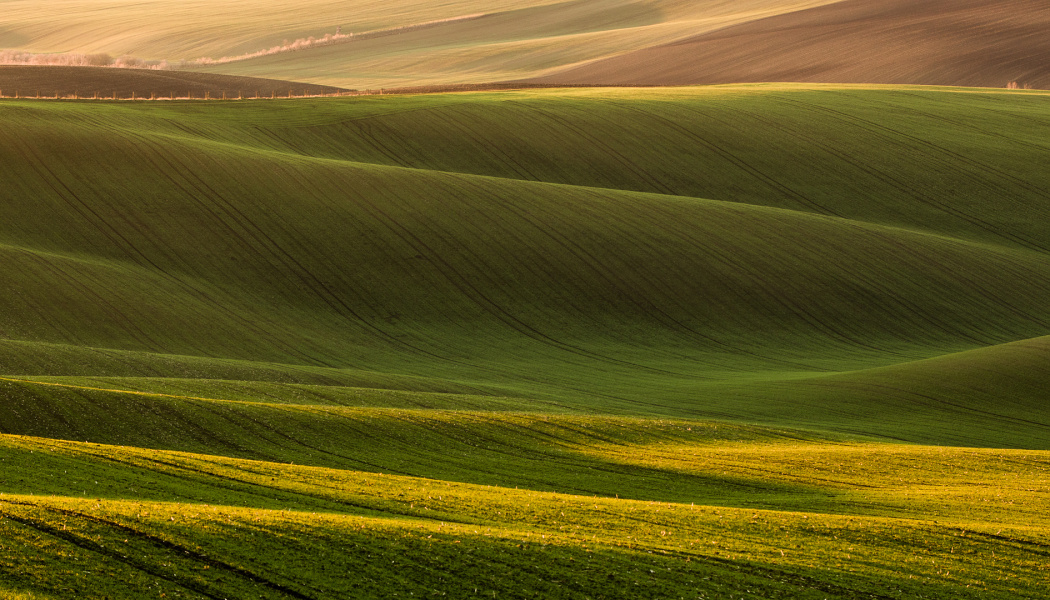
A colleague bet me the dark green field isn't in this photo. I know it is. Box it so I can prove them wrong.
[1,84,1048,598]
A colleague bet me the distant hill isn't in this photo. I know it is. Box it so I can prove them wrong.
[531,0,1050,89]
[1,0,840,89]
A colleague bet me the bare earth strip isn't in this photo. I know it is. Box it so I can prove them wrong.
[531,0,1050,90]
[0,65,346,99]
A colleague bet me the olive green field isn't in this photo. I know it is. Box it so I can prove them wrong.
[1,84,1049,598]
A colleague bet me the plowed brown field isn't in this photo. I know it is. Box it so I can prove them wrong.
[0,65,347,98]
[531,0,1050,90]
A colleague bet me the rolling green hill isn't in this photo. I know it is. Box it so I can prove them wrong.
[2,85,1049,442]
[2,85,1049,598]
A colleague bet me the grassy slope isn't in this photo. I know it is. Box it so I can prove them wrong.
[1,432,1047,599]
[1,86,1049,443]
[2,85,1050,597]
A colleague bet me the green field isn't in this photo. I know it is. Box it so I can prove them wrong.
[1,84,1049,598]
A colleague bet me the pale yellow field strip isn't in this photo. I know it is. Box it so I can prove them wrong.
[0,0,565,58]
[200,0,843,88]
[0,375,231,405]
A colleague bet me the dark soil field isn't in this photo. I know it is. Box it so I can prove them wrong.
[532,0,1050,89]
[0,65,347,99]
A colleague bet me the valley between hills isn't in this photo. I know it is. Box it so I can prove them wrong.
[1,1,1049,598]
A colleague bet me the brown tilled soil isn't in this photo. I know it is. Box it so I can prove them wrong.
[0,66,348,99]
[529,0,1050,90]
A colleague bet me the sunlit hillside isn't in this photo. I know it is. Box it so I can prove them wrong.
[1,0,837,87]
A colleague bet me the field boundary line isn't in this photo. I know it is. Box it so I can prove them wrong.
[0,375,227,404]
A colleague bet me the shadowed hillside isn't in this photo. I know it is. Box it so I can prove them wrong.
[2,86,1049,447]
[533,0,1050,89]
